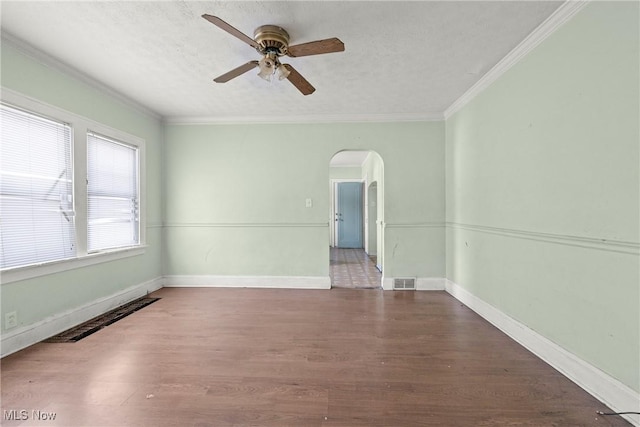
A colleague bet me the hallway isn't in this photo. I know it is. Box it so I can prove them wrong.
[330,248,381,289]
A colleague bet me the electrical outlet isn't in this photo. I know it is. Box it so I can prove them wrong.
[5,311,18,329]
[305,198,313,208]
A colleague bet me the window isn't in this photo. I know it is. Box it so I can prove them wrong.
[0,92,146,280]
[0,104,76,268]
[87,132,140,252]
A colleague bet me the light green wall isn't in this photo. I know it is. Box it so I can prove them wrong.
[446,1,639,392]
[0,42,164,330]
[163,122,445,278]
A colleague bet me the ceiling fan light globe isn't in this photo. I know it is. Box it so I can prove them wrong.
[257,68,272,81]
[257,56,275,81]
[277,65,291,81]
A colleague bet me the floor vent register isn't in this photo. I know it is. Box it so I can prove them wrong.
[44,297,160,343]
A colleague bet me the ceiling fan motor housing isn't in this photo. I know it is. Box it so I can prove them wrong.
[254,25,290,56]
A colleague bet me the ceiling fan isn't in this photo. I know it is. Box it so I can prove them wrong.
[202,14,345,95]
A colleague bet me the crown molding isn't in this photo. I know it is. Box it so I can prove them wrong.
[1,31,162,121]
[444,0,590,119]
[1,0,589,127]
[2,28,441,125]
[163,111,444,125]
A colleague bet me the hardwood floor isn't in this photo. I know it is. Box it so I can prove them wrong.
[330,248,381,289]
[1,288,630,426]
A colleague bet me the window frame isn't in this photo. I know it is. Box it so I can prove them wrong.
[0,89,146,284]
[87,131,141,253]
[0,102,77,269]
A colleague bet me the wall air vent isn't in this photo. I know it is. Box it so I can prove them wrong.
[393,278,416,290]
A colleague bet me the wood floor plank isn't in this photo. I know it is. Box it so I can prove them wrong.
[1,288,631,426]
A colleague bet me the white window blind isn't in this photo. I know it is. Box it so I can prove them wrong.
[0,104,76,269]
[87,132,139,252]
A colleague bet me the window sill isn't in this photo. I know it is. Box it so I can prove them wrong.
[1,245,147,285]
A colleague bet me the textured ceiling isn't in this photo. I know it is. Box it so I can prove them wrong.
[1,1,563,122]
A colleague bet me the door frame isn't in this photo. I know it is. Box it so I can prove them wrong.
[365,180,378,256]
[329,178,364,247]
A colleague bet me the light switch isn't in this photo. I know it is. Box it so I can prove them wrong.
[305,198,313,208]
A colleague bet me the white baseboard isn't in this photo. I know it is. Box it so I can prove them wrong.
[445,279,640,427]
[417,277,446,291]
[382,277,446,291]
[1,277,163,358]
[163,275,331,289]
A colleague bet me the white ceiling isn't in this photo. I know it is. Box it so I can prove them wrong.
[0,1,563,122]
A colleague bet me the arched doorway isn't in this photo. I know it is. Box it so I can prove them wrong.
[328,150,384,289]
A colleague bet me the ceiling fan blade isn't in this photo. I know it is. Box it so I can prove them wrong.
[287,38,344,57]
[202,14,259,49]
[213,61,259,83]
[282,64,316,95]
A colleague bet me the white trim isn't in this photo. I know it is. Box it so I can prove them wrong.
[385,222,446,229]
[163,222,328,228]
[163,275,331,289]
[0,277,163,357]
[445,279,640,427]
[444,0,590,119]
[1,31,161,120]
[364,173,370,254]
[164,112,444,125]
[417,277,446,291]
[448,222,639,255]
